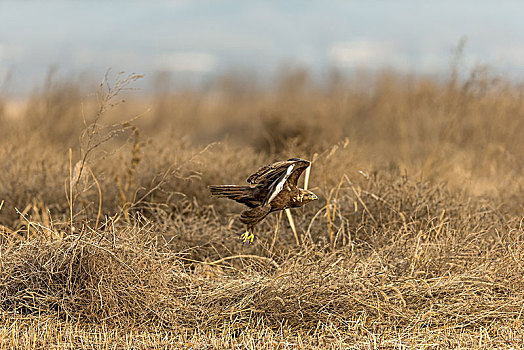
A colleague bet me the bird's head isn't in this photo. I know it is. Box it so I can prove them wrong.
[300,189,318,203]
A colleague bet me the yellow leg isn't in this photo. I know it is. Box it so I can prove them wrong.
[240,230,255,243]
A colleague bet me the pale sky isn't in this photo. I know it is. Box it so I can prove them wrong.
[1,1,523,95]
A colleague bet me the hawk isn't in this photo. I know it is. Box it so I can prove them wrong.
[209,158,318,242]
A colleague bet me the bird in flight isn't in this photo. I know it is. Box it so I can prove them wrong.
[209,158,318,243]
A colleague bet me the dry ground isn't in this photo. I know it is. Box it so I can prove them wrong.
[0,68,523,349]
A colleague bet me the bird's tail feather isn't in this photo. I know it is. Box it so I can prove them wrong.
[209,185,252,198]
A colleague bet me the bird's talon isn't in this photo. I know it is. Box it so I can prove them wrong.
[240,232,255,243]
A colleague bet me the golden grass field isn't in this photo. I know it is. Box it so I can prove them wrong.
[0,67,523,349]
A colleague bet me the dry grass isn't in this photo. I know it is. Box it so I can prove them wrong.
[0,67,523,348]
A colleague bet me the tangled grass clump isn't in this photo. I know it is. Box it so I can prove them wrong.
[0,222,180,326]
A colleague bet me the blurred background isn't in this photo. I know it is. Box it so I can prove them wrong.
[1,0,524,97]
[0,0,523,220]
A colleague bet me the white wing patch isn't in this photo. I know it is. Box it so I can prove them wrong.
[266,164,294,205]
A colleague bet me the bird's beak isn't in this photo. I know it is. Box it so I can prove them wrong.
[311,193,318,200]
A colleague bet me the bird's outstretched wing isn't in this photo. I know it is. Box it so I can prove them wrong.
[247,158,310,187]
[286,159,310,186]
[262,163,295,206]
[247,158,310,206]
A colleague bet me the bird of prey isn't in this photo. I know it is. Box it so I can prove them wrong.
[209,158,318,243]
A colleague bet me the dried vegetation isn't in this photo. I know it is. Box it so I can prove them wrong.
[0,67,523,348]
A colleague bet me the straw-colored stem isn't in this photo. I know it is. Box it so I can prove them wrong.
[304,165,311,190]
[285,208,299,245]
[68,148,74,235]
